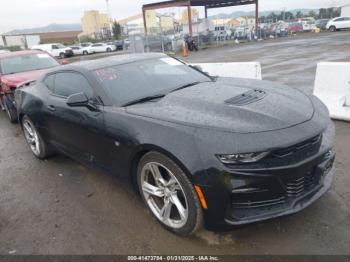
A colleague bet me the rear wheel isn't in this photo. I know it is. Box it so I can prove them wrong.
[137,152,203,236]
[59,52,65,58]
[83,51,88,55]
[106,48,112,52]
[329,26,336,32]
[21,115,51,159]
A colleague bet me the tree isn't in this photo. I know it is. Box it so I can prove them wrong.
[296,11,303,19]
[285,12,294,21]
[112,20,122,40]
[308,10,318,18]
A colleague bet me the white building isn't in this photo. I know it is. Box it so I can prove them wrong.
[341,4,350,16]
[0,34,40,49]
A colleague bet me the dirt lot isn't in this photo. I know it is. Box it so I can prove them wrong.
[0,31,350,255]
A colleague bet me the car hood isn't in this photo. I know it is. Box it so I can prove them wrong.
[126,78,315,133]
[1,69,50,87]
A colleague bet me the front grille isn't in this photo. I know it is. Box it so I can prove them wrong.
[272,134,322,159]
[286,171,317,198]
[232,197,286,209]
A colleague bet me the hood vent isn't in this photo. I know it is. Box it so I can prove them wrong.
[225,89,266,106]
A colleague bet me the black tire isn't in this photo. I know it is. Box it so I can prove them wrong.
[137,152,203,236]
[21,115,52,159]
[59,52,65,59]
[329,26,336,32]
[3,96,17,123]
[106,48,112,52]
[83,51,88,55]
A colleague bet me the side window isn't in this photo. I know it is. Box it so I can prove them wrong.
[44,74,55,92]
[335,18,344,22]
[52,45,59,49]
[53,72,94,98]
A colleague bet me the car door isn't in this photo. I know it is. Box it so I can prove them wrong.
[45,71,107,167]
[334,17,346,29]
[92,44,103,52]
[344,17,350,28]
[51,45,59,57]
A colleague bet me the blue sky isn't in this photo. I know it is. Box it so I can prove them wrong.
[0,0,347,33]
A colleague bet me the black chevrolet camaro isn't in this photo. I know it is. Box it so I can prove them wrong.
[15,53,336,235]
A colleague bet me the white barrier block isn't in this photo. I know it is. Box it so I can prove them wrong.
[190,62,262,80]
[314,62,350,121]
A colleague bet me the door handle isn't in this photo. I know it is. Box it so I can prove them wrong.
[47,105,56,112]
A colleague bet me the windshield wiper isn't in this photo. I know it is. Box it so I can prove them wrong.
[170,81,201,93]
[123,94,166,107]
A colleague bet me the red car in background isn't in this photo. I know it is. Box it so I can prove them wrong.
[0,50,64,122]
[288,22,304,34]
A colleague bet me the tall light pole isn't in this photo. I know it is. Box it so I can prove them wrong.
[105,0,113,39]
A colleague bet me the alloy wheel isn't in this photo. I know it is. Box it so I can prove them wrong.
[22,119,41,156]
[140,162,189,229]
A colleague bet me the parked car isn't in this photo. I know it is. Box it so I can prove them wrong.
[31,43,74,58]
[214,26,232,41]
[299,18,316,32]
[107,41,124,51]
[16,53,335,236]
[315,19,330,30]
[0,50,10,54]
[0,50,63,122]
[144,35,172,52]
[326,16,350,32]
[287,22,304,34]
[80,42,93,47]
[70,45,95,56]
[88,43,116,53]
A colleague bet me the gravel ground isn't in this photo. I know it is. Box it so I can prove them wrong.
[0,31,349,255]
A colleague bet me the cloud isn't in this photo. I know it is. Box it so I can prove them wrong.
[0,0,341,33]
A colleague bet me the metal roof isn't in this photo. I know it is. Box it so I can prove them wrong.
[143,0,257,10]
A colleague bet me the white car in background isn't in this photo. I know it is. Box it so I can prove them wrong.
[70,45,94,55]
[0,50,10,54]
[326,16,350,32]
[88,43,116,53]
[31,43,74,58]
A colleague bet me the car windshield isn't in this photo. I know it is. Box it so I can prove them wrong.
[0,53,60,75]
[93,57,211,106]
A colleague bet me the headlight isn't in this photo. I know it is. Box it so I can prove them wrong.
[217,152,269,164]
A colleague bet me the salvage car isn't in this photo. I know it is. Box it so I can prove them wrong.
[70,45,95,56]
[326,16,350,32]
[0,50,63,122]
[15,53,336,235]
[31,43,74,58]
[88,43,116,53]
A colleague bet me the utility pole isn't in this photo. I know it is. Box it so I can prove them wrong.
[105,0,113,39]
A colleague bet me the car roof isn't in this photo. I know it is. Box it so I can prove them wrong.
[54,53,166,72]
[0,50,47,59]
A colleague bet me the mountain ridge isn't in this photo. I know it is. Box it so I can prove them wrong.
[6,23,82,35]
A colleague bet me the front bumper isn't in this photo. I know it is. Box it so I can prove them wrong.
[225,160,335,226]
[197,129,336,230]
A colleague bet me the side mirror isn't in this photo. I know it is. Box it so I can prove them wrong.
[67,92,99,111]
[67,92,88,106]
[60,59,69,65]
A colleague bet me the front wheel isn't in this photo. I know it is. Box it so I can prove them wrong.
[21,115,52,159]
[59,52,65,59]
[106,48,112,52]
[83,51,88,55]
[137,152,203,236]
[329,26,336,32]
